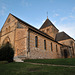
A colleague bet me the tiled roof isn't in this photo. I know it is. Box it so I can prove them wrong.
[40,18,58,30]
[10,13,62,45]
[55,31,73,41]
[10,13,72,47]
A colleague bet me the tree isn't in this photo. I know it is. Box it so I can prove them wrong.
[0,42,14,62]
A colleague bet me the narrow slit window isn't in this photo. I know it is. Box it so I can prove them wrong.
[56,45,58,52]
[51,42,53,51]
[35,36,38,47]
[6,28,8,33]
[44,40,46,50]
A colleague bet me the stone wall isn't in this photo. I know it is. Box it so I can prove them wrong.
[58,39,75,56]
[40,26,58,39]
[0,14,17,47]
[15,27,28,56]
[28,30,61,59]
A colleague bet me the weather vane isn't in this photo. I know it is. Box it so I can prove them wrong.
[47,12,48,19]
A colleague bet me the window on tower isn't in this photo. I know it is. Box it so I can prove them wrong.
[47,28,49,32]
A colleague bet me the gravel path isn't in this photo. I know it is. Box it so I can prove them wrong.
[25,62,75,68]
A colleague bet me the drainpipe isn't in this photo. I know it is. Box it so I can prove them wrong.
[27,29,30,58]
[69,47,72,58]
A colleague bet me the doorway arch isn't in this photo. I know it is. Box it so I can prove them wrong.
[64,49,68,58]
[2,36,11,45]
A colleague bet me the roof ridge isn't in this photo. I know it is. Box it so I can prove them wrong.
[55,31,74,41]
[58,31,72,38]
[10,13,55,40]
[40,18,59,30]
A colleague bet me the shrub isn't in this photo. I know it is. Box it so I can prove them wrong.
[0,42,14,62]
[0,61,8,64]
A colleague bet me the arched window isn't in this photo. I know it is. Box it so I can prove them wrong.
[6,28,8,33]
[2,36,10,45]
[7,18,10,23]
[56,45,58,52]
[9,26,10,32]
[44,40,46,50]
[42,30,44,32]
[51,42,53,51]
[47,28,49,32]
[35,36,38,47]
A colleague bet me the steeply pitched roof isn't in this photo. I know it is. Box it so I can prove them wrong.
[55,31,73,41]
[10,13,63,45]
[10,14,53,39]
[40,18,59,30]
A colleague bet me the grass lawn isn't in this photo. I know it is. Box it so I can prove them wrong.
[24,58,75,66]
[0,62,75,75]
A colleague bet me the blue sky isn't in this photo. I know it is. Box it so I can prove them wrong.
[0,0,75,39]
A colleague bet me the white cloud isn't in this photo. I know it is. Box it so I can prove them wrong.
[60,17,67,21]
[42,20,45,23]
[21,0,31,7]
[72,7,75,12]
[0,4,7,16]
[53,20,56,24]
[58,23,75,39]
[69,15,75,19]
[53,14,59,17]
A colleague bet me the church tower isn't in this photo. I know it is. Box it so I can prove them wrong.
[40,18,59,39]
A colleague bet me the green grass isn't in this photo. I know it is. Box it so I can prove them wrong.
[0,62,75,75]
[0,61,8,64]
[24,58,75,66]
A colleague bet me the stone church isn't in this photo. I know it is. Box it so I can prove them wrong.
[0,13,75,59]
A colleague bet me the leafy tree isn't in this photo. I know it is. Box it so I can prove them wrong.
[0,42,14,62]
